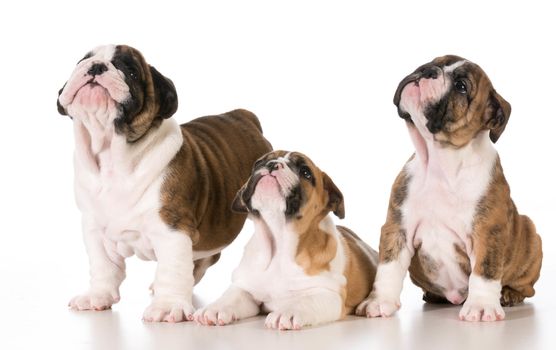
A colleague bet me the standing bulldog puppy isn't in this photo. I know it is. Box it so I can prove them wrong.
[194,151,378,330]
[356,55,542,322]
[57,45,272,322]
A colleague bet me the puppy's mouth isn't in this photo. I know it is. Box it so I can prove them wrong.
[394,75,421,121]
[255,174,282,193]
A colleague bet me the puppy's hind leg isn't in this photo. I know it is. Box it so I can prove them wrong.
[193,253,221,285]
[502,215,542,305]
[500,286,525,307]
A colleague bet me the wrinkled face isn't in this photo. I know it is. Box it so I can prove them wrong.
[232,151,345,224]
[394,55,511,147]
[57,44,178,142]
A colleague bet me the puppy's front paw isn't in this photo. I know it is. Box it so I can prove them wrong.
[143,298,195,323]
[265,310,313,330]
[194,305,237,326]
[459,299,505,322]
[69,290,120,311]
[355,295,400,318]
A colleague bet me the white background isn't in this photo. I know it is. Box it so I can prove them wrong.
[1,1,555,349]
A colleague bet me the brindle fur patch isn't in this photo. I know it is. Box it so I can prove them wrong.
[379,167,410,263]
[159,109,272,256]
[471,158,542,301]
[394,55,511,148]
[409,246,446,297]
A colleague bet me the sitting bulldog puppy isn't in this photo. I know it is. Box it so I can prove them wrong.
[356,55,542,322]
[57,44,272,322]
[195,151,378,330]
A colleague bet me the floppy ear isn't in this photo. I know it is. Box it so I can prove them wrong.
[323,172,345,219]
[57,84,68,116]
[485,90,511,143]
[231,183,249,213]
[150,65,178,120]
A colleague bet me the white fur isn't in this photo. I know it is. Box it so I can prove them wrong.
[443,60,467,73]
[195,156,348,329]
[360,64,503,321]
[356,248,411,317]
[195,215,346,329]
[63,46,224,322]
[459,274,504,321]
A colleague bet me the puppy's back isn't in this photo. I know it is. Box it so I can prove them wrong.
[338,226,378,314]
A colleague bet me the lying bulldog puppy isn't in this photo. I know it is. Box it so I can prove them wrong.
[356,55,542,322]
[194,151,378,330]
[57,44,272,322]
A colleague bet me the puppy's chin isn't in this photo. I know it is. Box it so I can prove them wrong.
[72,83,114,110]
[251,175,287,215]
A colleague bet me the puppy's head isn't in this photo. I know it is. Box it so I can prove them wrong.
[232,151,345,223]
[57,45,178,142]
[394,55,511,146]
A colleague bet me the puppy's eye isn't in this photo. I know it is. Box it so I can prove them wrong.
[299,166,312,180]
[129,71,137,80]
[454,80,467,94]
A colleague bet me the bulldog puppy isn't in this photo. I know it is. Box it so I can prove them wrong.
[57,45,272,322]
[356,56,542,322]
[194,151,378,330]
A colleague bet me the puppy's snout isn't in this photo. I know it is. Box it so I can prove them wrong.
[88,63,108,76]
[420,66,440,80]
[266,161,284,172]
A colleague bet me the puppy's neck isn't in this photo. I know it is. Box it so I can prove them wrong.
[255,208,337,270]
[409,124,497,181]
[72,108,182,176]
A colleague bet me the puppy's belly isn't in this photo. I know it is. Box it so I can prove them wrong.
[409,223,471,304]
[103,230,156,261]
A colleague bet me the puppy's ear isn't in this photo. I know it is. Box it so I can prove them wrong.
[323,172,345,219]
[232,183,249,213]
[57,84,68,116]
[150,65,178,120]
[485,90,511,143]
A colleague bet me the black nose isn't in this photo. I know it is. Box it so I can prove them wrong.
[266,161,283,171]
[421,66,439,79]
[87,63,108,76]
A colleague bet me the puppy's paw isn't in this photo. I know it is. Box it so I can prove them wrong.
[69,290,120,311]
[264,310,314,330]
[355,295,400,318]
[194,305,237,326]
[143,298,195,323]
[459,299,505,322]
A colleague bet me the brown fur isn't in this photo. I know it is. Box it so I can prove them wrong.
[159,109,272,254]
[378,167,410,262]
[339,226,378,315]
[471,158,542,302]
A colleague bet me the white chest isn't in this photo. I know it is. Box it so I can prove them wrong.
[232,218,346,309]
[402,134,497,300]
[76,159,165,261]
[72,118,184,262]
